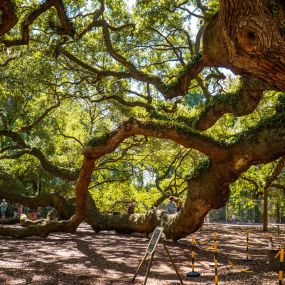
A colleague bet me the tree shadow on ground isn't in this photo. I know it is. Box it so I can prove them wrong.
[0,223,280,284]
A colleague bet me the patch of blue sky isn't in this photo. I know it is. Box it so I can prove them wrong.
[126,0,136,11]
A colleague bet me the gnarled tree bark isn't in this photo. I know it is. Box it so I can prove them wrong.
[204,0,285,91]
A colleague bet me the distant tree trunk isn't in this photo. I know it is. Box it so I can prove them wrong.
[262,157,285,230]
[275,201,281,223]
[254,202,262,223]
[263,188,269,231]
[282,206,285,223]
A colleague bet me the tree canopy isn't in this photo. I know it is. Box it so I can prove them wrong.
[0,0,285,240]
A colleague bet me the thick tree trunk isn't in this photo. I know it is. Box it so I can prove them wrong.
[2,114,285,240]
[0,1,17,36]
[72,157,95,228]
[204,0,285,92]
[81,115,285,240]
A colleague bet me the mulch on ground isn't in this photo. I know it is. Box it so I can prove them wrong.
[0,223,283,285]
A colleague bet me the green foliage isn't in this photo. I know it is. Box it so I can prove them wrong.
[191,158,211,179]
[227,162,285,223]
[0,0,284,221]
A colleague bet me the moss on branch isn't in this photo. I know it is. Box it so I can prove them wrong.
[192,159,212,179]
[86,117,228,161]
[195,77,267,131]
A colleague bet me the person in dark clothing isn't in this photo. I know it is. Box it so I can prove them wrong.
[127,203,135,214]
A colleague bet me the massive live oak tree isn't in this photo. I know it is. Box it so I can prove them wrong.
[1,0,285,240]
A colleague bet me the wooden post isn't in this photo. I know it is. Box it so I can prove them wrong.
[263,187,269,231]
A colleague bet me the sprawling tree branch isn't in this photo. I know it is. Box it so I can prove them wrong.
[61,18,206,100]
[20,98,60,133]
[0,217,79,238]
[264,157,285,190]
[80,111,285,239]
[86,118,229,161]
[1,0,74,47]
[195,76,269,130]
[0,1,17,36]
[0,130,79,181]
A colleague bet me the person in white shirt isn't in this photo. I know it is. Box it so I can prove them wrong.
[0,199,8,219]
[167,196,177,214]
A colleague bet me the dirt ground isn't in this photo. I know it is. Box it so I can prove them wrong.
[0,223,283,285]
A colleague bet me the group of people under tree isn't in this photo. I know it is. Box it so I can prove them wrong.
[0,199,51,221]
[167,196,184,214]
[0,200,29,220]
